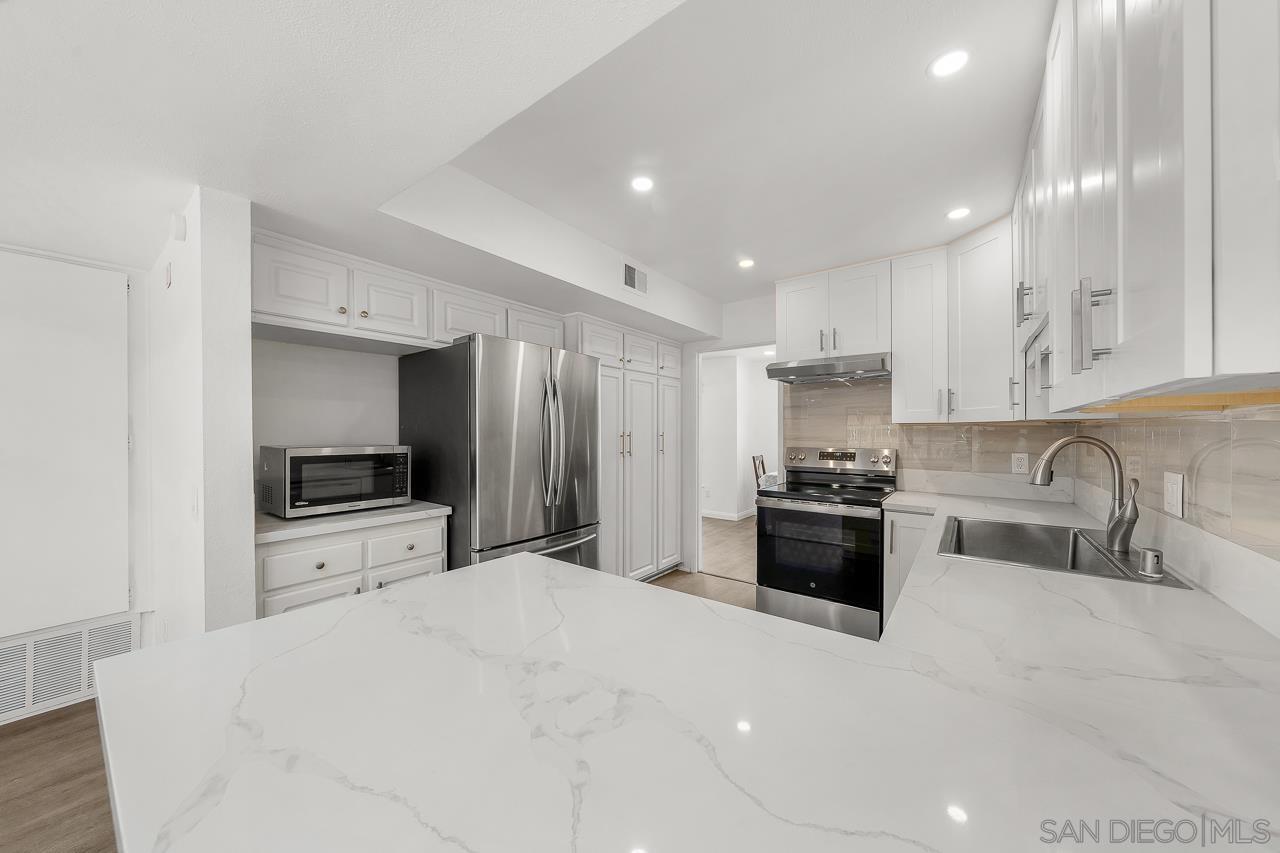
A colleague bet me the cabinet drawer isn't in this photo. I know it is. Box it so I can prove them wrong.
[263,541,363,591]
[368,556,444,591]
[262,576,363,617]
[368,525,444,568]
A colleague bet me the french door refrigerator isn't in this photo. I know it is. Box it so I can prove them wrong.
[399,334,600,569]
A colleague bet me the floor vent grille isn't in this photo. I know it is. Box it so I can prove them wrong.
[0,645,26,716]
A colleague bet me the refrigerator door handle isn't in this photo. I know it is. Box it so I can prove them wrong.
[553,375,568,504]
[532,531,597,557]
[541,375,555,506]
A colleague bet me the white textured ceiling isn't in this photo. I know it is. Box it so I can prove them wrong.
[0,0,683,269]
[452,0,1054,302]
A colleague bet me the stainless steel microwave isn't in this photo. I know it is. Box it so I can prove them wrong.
[257,446,411,519]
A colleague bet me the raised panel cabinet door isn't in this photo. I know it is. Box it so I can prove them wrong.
[579,320,625,366]
[261,576,362,617]
[367,555,444,591]
[432,290,508,343]
[352,270,431,340]
[508,307,565,348]
[623,333,659,374]
[623,371,659,580]
[657,342,682,378]
[1045,0,1078,392]
[889,250,948,423]
[948,218,1015,422]
[827,260,891,355]
[598,366,626,576]
[252,243,351,326]
[657,376,682,569]
[775,272,829,361]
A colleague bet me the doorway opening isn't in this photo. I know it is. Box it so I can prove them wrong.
[695,344,779,586]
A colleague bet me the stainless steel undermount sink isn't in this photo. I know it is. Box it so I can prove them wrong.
[937,517,1190,589]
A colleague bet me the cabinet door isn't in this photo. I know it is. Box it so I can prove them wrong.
[262,576,362,617]
[623,333,659,374]
[775,272,829,361]
[252,244,351,326]
[883,512,928,624]
[890,250,948,423]
[367,556,444,591]
[623,371,659,580]
[598,366,626,576]
[433,290,508,343]
[508,307,565,348]
[580,320,625,366]
[1045,0,1078,392]
[657,377,681,569]
[827,260,891,355]
[352,270,431,340]
[657,342,682,379]
[948,218,1015,422]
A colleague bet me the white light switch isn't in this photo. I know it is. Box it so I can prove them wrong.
[1011,453,1030,474]
[1163,472,1184,518]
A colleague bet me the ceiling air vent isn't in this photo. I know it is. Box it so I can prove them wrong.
[623,263,648,294]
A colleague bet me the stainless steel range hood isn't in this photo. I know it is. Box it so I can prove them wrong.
[765,352,891,384]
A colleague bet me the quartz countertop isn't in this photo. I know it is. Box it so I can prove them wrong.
[98,497,1280,852]
[882,490,941,515]
[254,500,451,544]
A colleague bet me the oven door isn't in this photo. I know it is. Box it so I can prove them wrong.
[755,497,882,614]
[287,449,407,516]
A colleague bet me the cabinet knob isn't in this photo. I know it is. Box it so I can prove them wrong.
[626,357,632,363]
[337,306,348,315]
[377,581,385,589]
[406,543,415,551]
[359,310,369,318]
[315,561,325,570]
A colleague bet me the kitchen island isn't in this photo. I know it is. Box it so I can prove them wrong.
[97,518,1280,852]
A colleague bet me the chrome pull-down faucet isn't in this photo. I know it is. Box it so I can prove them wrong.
[1029,436,1139,554]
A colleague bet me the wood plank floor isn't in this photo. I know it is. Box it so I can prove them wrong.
[700,516,757,584]
[0,700,116,853]
[650,568,758,611]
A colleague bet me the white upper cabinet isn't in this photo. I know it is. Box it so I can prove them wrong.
[890,250,949,423]
[623,332,659,374]
[948,218,1016,422]
[352,270,432,340]
[1044,0,1078,394]
[579,319,626,366]
[507,307,565,348]
[775,272,829,361]
[657,342,682,379]
[433,289,508,343]
[827,260,891,356]
[252,243,350,327]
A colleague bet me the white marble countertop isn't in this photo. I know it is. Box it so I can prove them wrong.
[254,500,451,544]
[882,490,940,515]
[98,498,1280,852]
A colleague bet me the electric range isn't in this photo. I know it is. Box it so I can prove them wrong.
[754,447,897,640]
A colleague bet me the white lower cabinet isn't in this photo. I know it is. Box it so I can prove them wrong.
[256,516,448,618]
[882,510,930,624]
[657,377,682,569]
[598,366,626,576]
[623,371,659,580]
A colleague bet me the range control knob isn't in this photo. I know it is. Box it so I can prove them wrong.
[788,452,796,461]
[797,452,806,461]
[870,455,881,464]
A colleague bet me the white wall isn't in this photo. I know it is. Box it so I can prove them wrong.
[736,356,779,511]
[699,357,740,519]
[252,339,400,460]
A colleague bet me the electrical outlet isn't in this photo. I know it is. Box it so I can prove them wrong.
[1011,452,1030,474]
[1163,471,1184,518]
[1126,455,1143,479]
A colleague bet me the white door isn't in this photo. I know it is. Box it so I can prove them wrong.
[890,250,948,423]
[883,511,929,624]
[432,290,508,343]
[657,377,681,569]
[949,219,1015,422]
[579,320,625,366]
[598,366,626,576]
[252,244,351,326]
[262,577,363,617]
[657,342,682,379]
[352,270,432,340]
[623,333,659,374]
[775,272,829,361]
[827,260,891,355]
[0,251,128,638]
[624,371,658,580]
[508,307,565,348]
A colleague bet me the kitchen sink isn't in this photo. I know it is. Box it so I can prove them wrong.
[937,517,1189,588]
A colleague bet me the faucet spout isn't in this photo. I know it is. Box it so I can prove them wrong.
[1029,435,1135,553]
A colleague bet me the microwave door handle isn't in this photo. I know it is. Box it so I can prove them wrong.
[554,376,568,503]
[541,376,554,507]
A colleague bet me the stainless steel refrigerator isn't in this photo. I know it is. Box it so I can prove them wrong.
[399,334,600,569]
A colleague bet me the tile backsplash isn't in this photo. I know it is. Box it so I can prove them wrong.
[782,380,1280,563]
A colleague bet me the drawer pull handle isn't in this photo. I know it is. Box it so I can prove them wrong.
[377,581,385,590]
[315,561,326,570]
[406,543,415,551]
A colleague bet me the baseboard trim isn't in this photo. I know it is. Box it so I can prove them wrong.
[702,510,755,522]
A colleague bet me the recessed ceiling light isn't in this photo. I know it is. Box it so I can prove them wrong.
[947,207,971,220]
[736,720,752,733]
[630,176,654,192]
[738,258,755,269]
[947,804,969,824]
[929,50,969,78]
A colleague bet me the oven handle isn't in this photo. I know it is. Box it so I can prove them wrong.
[754,497,881,519]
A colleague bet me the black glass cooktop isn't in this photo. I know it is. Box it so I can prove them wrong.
[757,480,895,507]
